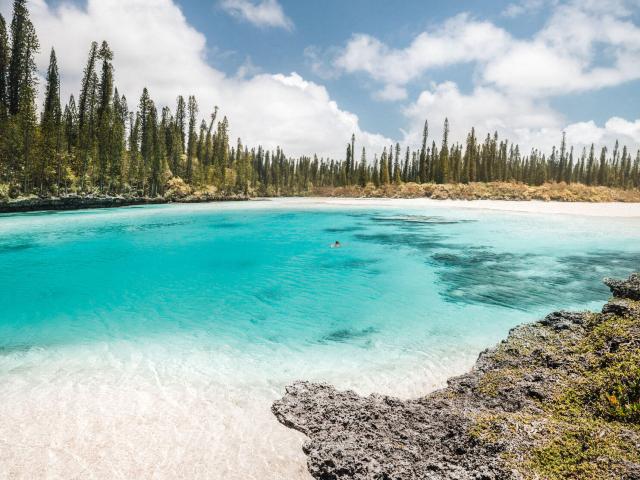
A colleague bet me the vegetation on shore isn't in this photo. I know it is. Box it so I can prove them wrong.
[471,280,640,479]
[1,0,640,204]
[312,181,640,202]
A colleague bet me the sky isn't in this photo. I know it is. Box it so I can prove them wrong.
[1,0,639,158]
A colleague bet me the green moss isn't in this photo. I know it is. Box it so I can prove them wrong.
[469,413,507,443]
[586,315,638,354]
[475,368,529,398]
[527,418,640,480]
[470,311,640,479]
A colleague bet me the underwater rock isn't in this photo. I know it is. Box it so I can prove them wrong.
[273,273,640,479]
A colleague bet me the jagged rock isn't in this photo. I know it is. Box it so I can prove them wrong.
[273,382,510,480]
[605,273,640,301]
[273,274,640,480]
[539,310,585,331]
[603,298,640,317]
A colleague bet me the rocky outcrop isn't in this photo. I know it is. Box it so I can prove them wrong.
[604,273,640,301]
[0,193,248,213]
[273,274,640,480]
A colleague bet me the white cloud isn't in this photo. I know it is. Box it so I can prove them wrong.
[402,82,562,152]
[334,14,510,97]
[0,0,388,159]
[331,1,640,99]
[374,84,407,102]
[485,2,640,95]
[324,0,640,154]
[402,82,640,153]
[219,0,293,31]
[501,0,557,18]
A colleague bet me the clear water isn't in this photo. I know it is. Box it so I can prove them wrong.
[0,199,639,479]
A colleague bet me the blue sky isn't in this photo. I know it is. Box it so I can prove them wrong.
[179,0,640,139]
[2,0,640,157]
[179,0,549,137]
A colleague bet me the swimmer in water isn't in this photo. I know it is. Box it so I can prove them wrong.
[331,241,341,248]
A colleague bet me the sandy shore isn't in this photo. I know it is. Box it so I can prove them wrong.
[219,197,640,218]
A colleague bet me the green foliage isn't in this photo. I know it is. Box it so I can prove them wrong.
[529,419,639,480]
[467,300,640,480]
[0,1,639,200]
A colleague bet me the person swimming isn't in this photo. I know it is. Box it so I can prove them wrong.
[331,241,341,248]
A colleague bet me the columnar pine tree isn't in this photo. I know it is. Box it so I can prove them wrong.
[96,41,113,192]
[0,14,8,121]
[419,120,428,183]
[77,41,98,190]
[39,48,61,192]
[0,14,10,185]
[186,95,197,184]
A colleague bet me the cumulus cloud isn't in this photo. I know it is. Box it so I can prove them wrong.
[402,82,563,153]
[334,14,510,98]
[485,2,640,95]
[402,83,640,153]
[501,0,557,18]
[219,0,293,31]
[0,0,389,158]
[332,1,640,99]
[373,84,408,102]
[322,0,640,153]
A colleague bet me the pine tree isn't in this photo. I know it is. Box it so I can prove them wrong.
[138,88,152,194]
[0,14,9,185]
[358,147,367,187]
[419,119,428,183]
[148,102,162,196]
[8,0,35,116]
[109,90,127,192]
[186,95,197,184]
[96,41,113,191]
[78,41,98,190]
[597,147,607,186]
[393,142,401,184]
[586,144,595,185]
[39,48,61,193]
[13,13,38,193]
[350,133,355,183]
[0,14,8,120]
[439,118,449,183]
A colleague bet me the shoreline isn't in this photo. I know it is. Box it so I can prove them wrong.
[2,192,640,216]
[0,193,249,214]
[272,273,640,479]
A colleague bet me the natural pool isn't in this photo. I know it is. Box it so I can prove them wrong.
[1,198,639,479]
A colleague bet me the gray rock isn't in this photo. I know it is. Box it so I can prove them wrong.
[539,310,586,331]
[272,382,510,480]
[273,274,640,479]
[604,273,640,301]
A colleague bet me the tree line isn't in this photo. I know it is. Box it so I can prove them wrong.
[0,0,638,200]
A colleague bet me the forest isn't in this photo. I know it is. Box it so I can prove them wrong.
[1,0,639,201]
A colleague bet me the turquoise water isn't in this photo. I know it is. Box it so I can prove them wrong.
[0,199,639,478]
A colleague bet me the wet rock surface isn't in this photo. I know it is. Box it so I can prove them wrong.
[273,274,640,479]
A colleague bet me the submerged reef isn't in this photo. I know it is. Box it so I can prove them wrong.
[273,273,640,479]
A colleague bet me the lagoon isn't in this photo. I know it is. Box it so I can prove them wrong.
[1,198,639,479]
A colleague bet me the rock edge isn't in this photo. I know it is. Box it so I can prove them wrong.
[272,274,640,480]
